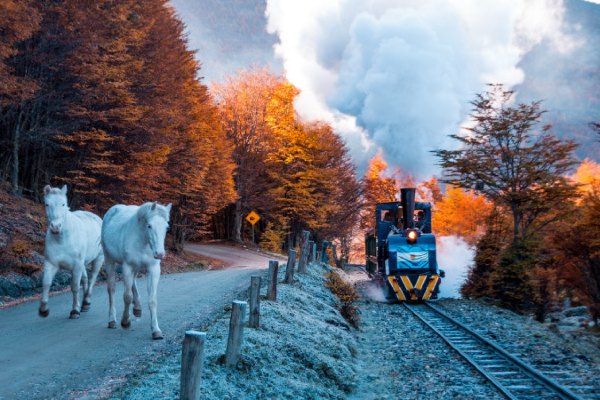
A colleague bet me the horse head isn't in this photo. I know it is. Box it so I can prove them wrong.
[43,185,69,235]
[138,202,172,259]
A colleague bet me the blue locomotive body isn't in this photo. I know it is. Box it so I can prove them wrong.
[365,188,443,301]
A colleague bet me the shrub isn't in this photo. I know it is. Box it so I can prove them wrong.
[325,271,360,327]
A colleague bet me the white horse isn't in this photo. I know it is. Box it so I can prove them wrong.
[102,201,171,340]
[39,185,104,319]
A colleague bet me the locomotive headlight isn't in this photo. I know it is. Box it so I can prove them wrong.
[407,229,418,244]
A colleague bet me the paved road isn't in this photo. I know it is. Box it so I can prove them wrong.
[0,243,285,400]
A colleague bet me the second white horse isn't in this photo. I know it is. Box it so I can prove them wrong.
[102,201,171,340]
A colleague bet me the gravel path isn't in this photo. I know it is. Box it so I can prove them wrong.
[0,244,285,400]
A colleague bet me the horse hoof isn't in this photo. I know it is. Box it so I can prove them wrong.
[69,310,80,319]
[81,301,91,312]
[38,308,49,318]
[133,308,142,318]
[108,321,117,329]
[152,331,163,340]
[121,319,131,329]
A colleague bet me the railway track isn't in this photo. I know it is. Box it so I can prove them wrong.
[404,302,595,400]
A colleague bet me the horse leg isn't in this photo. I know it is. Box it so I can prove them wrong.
[147,262,162,340]
[121,264,134,329]
[106,260,117,329]
[39,261,58,318]
[69,265,84,319]
[80,268,89,311]
[132,278,142,318]
[83,253,103,311]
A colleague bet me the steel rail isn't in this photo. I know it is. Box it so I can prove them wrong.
[403,302,583,400]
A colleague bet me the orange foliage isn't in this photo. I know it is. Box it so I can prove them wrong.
[571,158,600,194]
[433,186,492,245]
[361,153,398,231]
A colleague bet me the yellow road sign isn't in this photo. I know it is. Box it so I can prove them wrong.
[245,211,260,225]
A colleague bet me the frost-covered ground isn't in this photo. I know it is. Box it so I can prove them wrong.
[112,263,600,400]
[112,262,358,400]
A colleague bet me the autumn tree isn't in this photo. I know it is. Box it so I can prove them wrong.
[360,153,398,231]
[418,176,443,204]
[264,83,362,249]
[435,85,580,311]
[532,162,600,321]
[0,0,235,249]
[302,122,362,263]
[0,0,40,193]
[433,186,491,245]
[211,68,281,242]
[434,84,579,242]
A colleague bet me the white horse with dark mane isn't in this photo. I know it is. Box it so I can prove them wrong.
[102,201,171,340]
[39,185,104,319]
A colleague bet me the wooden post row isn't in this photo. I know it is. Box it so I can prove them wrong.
[267,260,278,301]
[180,330,207,400]
[225,300,247,367]
[248,276,261,328]
[284,249,297,284]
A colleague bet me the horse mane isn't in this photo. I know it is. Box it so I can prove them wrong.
[137,202,170,223]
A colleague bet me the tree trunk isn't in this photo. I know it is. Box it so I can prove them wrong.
[10,116,22,194]
[233,198,243,242]
[511,203,521,242]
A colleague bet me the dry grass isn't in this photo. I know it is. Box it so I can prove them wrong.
[325,270,360,328]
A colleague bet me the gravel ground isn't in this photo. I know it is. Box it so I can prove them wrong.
[347,271,504,400]
[436,299,600,398]
[113,262,358,400]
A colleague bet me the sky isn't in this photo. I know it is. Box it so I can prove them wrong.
[170,0,599,178]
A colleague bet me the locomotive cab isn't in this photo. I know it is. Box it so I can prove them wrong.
[365,188,443,301]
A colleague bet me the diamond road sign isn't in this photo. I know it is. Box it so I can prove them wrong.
[245,211,260,225]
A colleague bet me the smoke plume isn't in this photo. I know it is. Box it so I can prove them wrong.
[436,236,474,298]
[266,0,583,177]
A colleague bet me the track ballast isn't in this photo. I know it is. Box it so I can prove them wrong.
[404,302,589,400]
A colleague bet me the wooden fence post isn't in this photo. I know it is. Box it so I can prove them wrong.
[248,276,261,328]
[180,330,206,400]
[267,260,278,301]
[284,249,297,284]
[298,230,310,274]
[316,250,322,264]
[311,242,317,264]
[321,241,330,263]
[307,241,314,263]
[225,300,247,367]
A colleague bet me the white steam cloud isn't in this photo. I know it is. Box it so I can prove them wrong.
[266,0,579,177]
[437,236,474,298]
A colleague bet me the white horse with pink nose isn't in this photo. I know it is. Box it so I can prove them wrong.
[39,185,104,319]
[102,201,171,340]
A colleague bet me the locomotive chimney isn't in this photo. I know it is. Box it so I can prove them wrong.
[400,188,416,230]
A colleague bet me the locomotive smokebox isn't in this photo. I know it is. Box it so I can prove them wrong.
[400,188,416,230]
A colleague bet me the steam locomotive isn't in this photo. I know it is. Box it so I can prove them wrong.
[365,188,443,301]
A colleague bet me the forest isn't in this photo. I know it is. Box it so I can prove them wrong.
[0,0,598,319]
